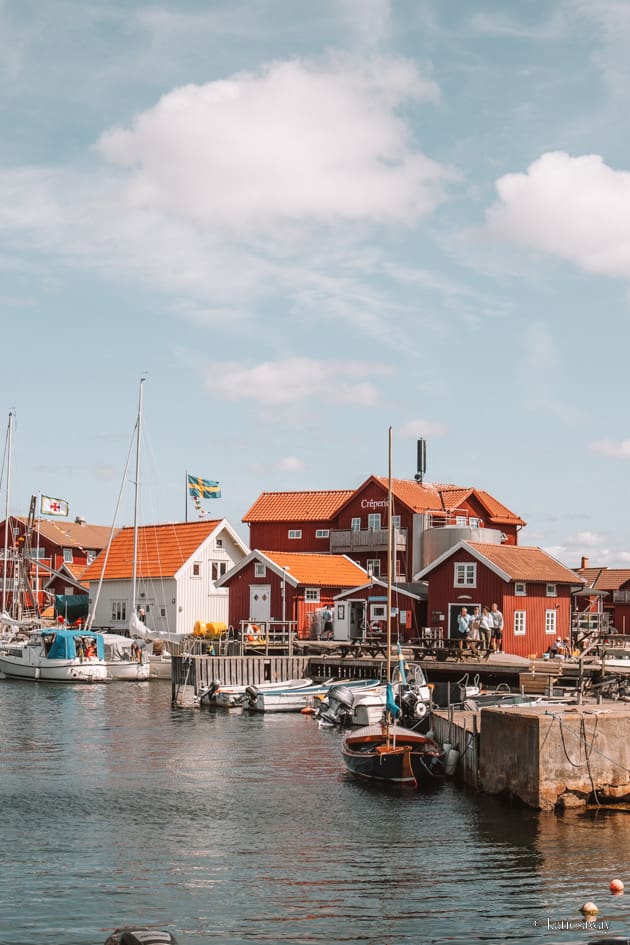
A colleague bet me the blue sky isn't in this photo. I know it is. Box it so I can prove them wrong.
[2,0,630,566]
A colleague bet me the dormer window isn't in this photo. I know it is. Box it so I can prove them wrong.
[515,582,526,596]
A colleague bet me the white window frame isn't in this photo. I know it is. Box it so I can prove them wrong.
[469,517,481,528]
[455,515,467,526]
[192,561,201,577]
[351,517,361,531]
[315,529,329,539]
[215,538,223,548]
[514,610,526,635]
[367,513,381,531]
[63,548,74,563]
[254,563,266,578]
[454,562,477,587]
[212,561,228,581]
[112,600,127,621]
[514,582,526,596]
[304,587,320,602]
[391,515,401,528]
[288,529,302,539]
[370,603,386,621]
[367,559,381,577]
[545,609,557,635]
[546,584,557,597]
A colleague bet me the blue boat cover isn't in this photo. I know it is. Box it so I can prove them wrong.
[44,629,105,660]
[386,683,400,718]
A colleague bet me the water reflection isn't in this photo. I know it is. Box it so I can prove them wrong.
[1,681,630,944]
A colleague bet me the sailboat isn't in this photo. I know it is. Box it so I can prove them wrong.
[340,428,445,787]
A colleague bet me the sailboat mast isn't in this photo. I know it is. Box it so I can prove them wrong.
[131,377,145,617]
[386,425,393,684]
[2,411,13,614]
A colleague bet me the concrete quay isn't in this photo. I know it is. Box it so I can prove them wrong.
[432,702,630,811]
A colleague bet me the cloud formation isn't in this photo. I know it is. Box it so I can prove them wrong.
[486,151,630,279]
[203,357,392,406]
[590,438,630,458]
[97,56,447,229]
[399,418,448,437]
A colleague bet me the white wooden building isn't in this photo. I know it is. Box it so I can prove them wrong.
[81,519,249,634]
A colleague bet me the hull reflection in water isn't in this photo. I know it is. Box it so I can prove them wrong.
[341,722,446,787]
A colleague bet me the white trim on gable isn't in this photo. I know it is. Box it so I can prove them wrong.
[413,541,511,583]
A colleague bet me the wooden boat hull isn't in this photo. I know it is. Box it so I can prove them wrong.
[341,724,445,787]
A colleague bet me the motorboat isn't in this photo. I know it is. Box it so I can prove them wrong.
[200,677,314,707]
[318,663,433,728]
[101,632,151,681]
[248,677,380,713]
[0,628,108,682]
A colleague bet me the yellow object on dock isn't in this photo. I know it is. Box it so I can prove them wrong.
[193,621,228,638]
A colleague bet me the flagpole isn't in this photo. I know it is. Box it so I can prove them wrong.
[2,411,13,614]
[185,470,188,524]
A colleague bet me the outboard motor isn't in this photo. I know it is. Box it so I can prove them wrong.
[104,929,179,945]
[244,685,260,707]
[198,678,221,702]
[319,684,356,727]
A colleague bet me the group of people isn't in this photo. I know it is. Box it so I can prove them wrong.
[456,603,504,658]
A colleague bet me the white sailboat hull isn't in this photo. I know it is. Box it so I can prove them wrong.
[0,648,107,683]
[106,659,150,681]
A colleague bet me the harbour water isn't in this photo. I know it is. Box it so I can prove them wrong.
[1,680,630,945]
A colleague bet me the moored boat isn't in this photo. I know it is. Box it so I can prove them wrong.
[250,677,380,713]
[208,677,313,707]
[340,723,445,786]
[101,632,150,681]
[0,628,108,683]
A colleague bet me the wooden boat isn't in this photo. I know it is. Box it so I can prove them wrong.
[250,677,380,713]
[0,628,108,683]
[341,723,444,785]
[339,428,446,789]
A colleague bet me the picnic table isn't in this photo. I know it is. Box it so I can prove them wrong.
[407,637,487,662]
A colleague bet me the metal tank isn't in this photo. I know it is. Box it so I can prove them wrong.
[420,526,503,570]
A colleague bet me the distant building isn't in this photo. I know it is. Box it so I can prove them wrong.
[574,556,630,634]
[81,519,249,633]
[0,515,112,615]
[415,541,583,658]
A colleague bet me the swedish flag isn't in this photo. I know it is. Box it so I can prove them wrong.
[187,474,221,499]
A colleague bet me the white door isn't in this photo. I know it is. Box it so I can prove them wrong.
[249,585,271,622]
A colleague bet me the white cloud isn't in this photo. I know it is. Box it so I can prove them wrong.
[567,530,607,548]
[399,418,448,437]
[590,438,630,458]
[97,55,446,229]
[469,10,568,41]
[203,357,392,406]
[486,151,630,279]
[336,0,392,48]
[278,456,306,472]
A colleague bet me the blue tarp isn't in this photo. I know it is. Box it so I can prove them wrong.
[44,629,105,660]
[54,595,89,622]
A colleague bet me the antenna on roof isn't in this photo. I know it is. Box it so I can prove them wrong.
[415,439,426,483]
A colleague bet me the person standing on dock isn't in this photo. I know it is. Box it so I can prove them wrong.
[456,607,471,660]
[479,607,492,652]
[490,602,504,652]
[322,606,333,640]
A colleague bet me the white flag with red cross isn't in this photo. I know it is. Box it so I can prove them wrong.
[41,495,69,517]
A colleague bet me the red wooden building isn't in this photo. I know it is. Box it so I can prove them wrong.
[217,549,368,638]
[333,579,425,643]
[0,515,112,615]
[574,557,630,635]
[415,541,583,659]
[243,477,525,581]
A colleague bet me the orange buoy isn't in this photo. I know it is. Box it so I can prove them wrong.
[580,902,599,915]
[301,706,315,714]
[610,879,625,894]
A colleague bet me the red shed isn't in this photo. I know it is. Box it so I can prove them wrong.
[415,541,583,658]
[333,579,425,643]
[217,549,368,638]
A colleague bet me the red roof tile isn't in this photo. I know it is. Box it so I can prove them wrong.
[467,542,581,583]
[14,517,113,550]
[260,550,367,587]
[473,490,526,526]
[81,521,222,582]
[243,490,354,523]
[576,568,630,592]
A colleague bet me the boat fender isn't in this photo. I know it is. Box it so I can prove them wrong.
[445,748,459,777]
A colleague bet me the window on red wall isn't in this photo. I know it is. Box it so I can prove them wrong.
[454,562,476,587]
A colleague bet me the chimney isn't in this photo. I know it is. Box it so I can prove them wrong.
[581,556,589,570]
[414,439,426,483]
